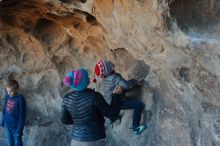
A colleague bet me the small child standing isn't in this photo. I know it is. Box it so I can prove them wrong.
[1,80,26,146]
[93,60,146,135]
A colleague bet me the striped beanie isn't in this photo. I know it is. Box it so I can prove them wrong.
[63,68,90,91]
[93,60,115,83]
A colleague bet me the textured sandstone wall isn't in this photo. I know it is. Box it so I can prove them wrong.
[0,0,220,146]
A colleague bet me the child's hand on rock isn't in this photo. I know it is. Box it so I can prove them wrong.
[136,78,146,86]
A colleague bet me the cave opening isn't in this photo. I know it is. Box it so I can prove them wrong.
[170,0,220,39]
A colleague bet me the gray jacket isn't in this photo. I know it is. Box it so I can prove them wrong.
[103,73,136,103]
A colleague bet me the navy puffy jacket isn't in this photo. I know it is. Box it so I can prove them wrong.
[61,88,120,141]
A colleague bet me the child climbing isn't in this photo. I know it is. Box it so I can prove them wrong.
[93,60,146,135]
[1,80,26,146]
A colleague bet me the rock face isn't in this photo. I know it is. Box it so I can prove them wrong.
[0,0,220,146]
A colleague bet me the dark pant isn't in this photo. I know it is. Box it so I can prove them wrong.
[120,99,144,129]
[71,139,105,146]
[5,127,23,146]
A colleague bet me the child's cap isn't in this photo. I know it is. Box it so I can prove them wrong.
[63,68,90,91]
[93,60,115,83]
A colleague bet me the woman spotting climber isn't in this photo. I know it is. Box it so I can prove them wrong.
[93,60,146,135]
[61,68,122,146]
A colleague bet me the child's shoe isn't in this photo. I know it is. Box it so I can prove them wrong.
[110,114,123,124]
[133,125,146,135]
[110,114,123,129]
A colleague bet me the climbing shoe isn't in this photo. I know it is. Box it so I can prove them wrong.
[133,125,146,135]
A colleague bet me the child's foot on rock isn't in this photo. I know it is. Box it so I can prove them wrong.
[110,114,123,126]
[133,125,146,135]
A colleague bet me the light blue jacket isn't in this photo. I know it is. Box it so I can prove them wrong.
[103,72,136,103]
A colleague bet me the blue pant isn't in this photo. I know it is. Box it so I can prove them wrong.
[5,127,23,146]
[120,99,144,129]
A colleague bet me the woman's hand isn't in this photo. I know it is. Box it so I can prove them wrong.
[113,86,123,94]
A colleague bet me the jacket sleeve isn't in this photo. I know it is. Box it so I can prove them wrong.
[1,96,7,127]
[115,74,136,90]
[93,92,121,121]
[16,96,26,134]
[61,98,73,125]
